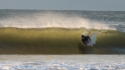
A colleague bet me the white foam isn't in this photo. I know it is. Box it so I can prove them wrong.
[0,55,125,70]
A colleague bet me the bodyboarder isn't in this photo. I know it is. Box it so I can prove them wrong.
[81,35,91,46]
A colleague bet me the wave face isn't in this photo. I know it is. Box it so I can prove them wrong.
[0,10,125,54]
[0,28,125,54]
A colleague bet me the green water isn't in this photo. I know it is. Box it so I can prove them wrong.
[0,28,125,54]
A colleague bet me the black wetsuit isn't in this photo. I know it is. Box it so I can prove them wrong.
[82,36,91,45]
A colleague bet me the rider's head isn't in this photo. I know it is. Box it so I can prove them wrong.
[81,35,84,39]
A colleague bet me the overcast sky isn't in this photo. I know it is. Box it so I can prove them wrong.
[0,0,125,11]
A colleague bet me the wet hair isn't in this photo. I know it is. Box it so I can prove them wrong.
[81,35,84,37]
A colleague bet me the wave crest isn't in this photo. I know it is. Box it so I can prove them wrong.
[0,11,116,30]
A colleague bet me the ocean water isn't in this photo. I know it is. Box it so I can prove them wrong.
[0,55,125,70]
[0,10,125,69]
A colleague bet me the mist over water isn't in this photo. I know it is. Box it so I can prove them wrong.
[0,10,117,30]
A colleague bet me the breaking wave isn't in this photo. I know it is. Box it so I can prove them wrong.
[0,10,125,54]
[0,28,125,54]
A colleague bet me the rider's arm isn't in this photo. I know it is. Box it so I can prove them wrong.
[88,36,91,41]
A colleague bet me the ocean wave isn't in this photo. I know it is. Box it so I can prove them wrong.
[0,28,125,54]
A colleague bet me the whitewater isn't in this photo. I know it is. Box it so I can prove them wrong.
[0,9,125,69]
[0,55,125,70]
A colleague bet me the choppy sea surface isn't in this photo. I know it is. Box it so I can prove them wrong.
[0,10,125,69]
[0,55,125,70]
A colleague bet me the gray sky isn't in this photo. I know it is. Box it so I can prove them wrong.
[0,0,125,11]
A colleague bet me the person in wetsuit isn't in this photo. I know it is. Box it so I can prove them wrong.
[81,35,91,46]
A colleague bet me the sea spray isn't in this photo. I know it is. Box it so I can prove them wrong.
[0,10,116,30]
[90,32,98,46]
